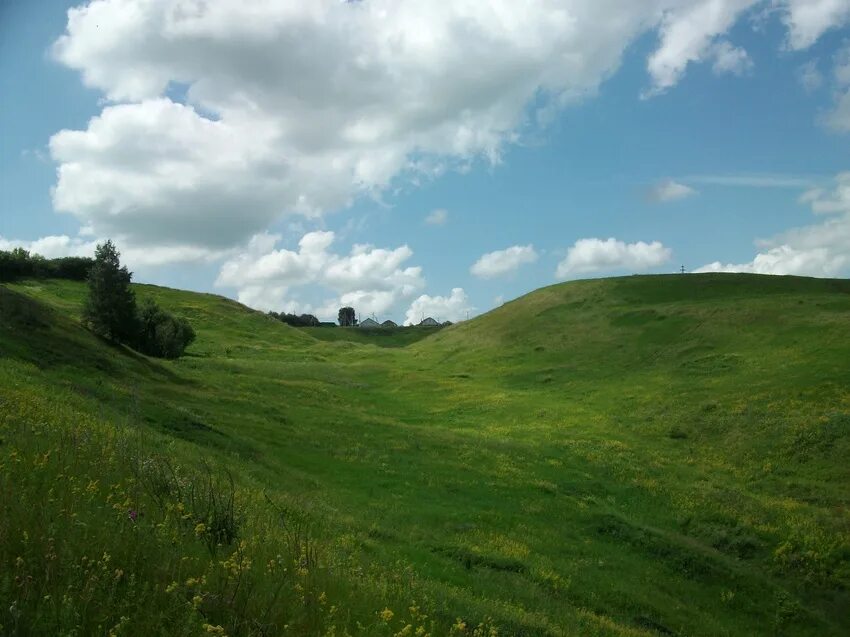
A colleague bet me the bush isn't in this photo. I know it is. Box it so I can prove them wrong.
[268,311,320,327]
[136,298,196,359]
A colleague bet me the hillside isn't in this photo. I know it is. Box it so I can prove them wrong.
[1,274,849,636]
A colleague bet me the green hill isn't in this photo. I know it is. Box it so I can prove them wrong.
[1,274,848,636]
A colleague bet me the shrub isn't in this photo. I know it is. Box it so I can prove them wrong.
[136,298,196,359]
[268,311,320,327]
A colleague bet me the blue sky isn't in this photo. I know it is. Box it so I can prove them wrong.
[2,1,850,323]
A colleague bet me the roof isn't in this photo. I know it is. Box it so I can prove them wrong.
[381,320,398,327]
[359,318,380,328]
[419,317,439,326]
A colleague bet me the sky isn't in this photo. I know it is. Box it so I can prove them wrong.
[1,1,850,325]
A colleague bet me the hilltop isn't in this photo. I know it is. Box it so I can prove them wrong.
[1,274,849,636]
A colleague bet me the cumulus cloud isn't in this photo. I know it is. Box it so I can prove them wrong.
[43,0,847,262]
[50,99,304,254]
[404,288,473,325]
[215,231,424,317]
[779,0,850,50]
[696,172,850,276]
[649,179,698,202]
[710,40,754,76]
[0,233,225,268]
[0,235,97,259]
[424,209,448,226]
[556,238,672,278]
[644,0,758,96]
[470,244,538,279]
[695,245,846,275]
[799,172,850,213]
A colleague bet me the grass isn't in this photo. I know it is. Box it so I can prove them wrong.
[1,273,849,636]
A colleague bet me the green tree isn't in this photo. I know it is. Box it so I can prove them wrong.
[82,240,138,342]
[338,306,356,327]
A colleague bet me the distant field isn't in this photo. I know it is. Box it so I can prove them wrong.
[1,273,849,636]
[299,324,443,347]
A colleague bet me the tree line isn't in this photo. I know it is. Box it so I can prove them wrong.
[267,306,358,327]
[0,248,94,282]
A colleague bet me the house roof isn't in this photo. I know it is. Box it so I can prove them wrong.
[359,318,380,327]
[419,317,439,326]
[381,320,398,327]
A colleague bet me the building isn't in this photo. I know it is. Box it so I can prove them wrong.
[381,320,398,328]
[419,317,439,327]
[359,317,380,329]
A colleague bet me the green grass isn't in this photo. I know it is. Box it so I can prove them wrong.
[1,273,849,636]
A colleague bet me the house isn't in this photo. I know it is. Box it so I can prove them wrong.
[359,317,380,329]
[419,317,439,327]
[381,320,398,328]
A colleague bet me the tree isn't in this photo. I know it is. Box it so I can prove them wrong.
[338,306,356,327]
[82,240,138,342]
[136,298,196,359]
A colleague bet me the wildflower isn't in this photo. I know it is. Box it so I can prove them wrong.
[379,608,394,622]
[202,624,226,635]
[127,510,138,522]
[194,523,206,536]
[192,595,203,609]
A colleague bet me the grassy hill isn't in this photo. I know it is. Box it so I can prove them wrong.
[1,274,848,636]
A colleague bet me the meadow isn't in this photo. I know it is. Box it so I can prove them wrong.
[1,273,848,636]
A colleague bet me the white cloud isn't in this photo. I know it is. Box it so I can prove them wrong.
[778,0,850,50]
[0,235,96,259]
[404,288,473,325]
[645,0,758,96]
[696,172,850,277]
[799,172,850,213]
[44,0,845,262]
[425,209,449,226]
[470,244,538,279]
[710,40,754,76]
[215,230,424,317]
[649,179,698,202]
[695,245,846,275]
[0,233,224,268]
[556,238,672,278]
[798,59,824,92]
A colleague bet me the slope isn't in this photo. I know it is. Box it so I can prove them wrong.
[1,274,849,636]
